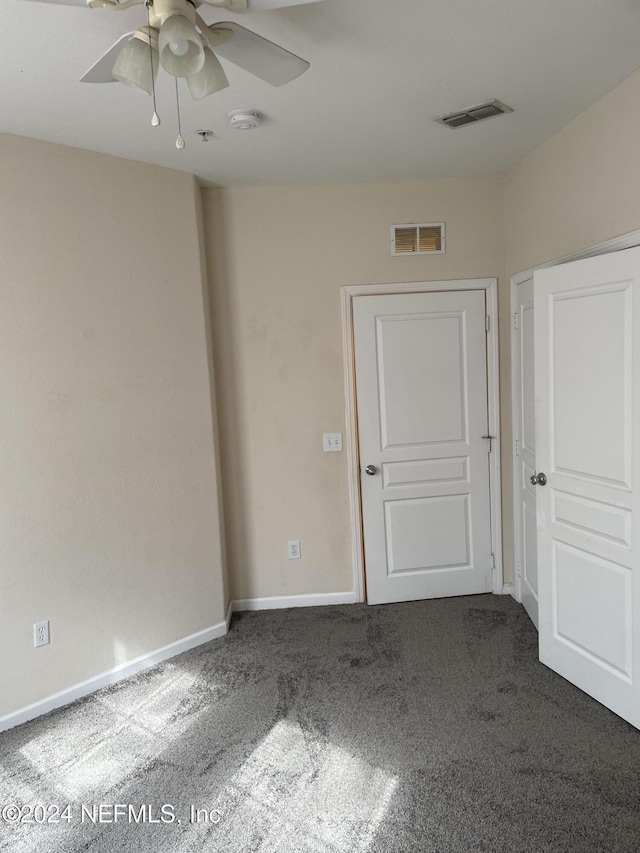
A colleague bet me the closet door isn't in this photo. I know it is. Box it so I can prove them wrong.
[514,278,538,627]
[534,247,640,729]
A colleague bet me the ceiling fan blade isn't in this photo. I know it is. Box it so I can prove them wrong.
[199,0,324,10]
[19,0,143,7]
[18,0,89,6]
[22,0,144,9]
[197,0,248,9]
[204,21,309,86]
[80,33,136,83]
[243,0,324,9]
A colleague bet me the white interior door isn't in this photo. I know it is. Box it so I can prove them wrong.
[534,247,640,729]
[514,278,539,627]
[353,290,493,606]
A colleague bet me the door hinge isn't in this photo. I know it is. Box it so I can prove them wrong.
[482,434,494,452]
[514,439,520,457]
[512,312,519,330]
[485,315,491,332]
[516,561,522,578]
[491,553,496,571]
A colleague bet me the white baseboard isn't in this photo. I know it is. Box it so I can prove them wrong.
[233,591,358,612]
[0,620,228,734]
[499,583,516,597]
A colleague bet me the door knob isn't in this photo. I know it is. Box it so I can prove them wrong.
[365,465,377,476]
[530,472,547,486]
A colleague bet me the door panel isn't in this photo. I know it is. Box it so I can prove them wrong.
[514,278,539,627]
[523,498,538,614]
[382,457,468,488]
[534,248,640,729]
[378,314,465,446]
[551,286,631,486]
[385,495,471,575]
[553,542,631,678]
[353,290,493,606]
[521,298,536,456]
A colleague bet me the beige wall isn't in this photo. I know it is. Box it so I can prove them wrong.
[501,66,640,582]
[506,67,640,274]
[0,135,227,718]
[203,177,507,601]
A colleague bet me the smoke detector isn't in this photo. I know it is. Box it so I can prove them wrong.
[228,109,262,130]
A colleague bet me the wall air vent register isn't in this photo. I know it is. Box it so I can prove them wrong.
[391,222,445,256]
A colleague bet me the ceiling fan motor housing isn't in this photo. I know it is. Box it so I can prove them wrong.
[148,0,198,29]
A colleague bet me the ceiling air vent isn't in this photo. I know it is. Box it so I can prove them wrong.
[392,222,445,257]
[436,99,513,129]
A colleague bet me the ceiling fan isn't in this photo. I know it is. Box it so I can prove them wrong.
[21,0,321,103]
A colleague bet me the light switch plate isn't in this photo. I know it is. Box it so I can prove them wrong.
[323,433,343,452]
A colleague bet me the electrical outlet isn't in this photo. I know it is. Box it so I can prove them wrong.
[34,620,50,648]
[323,433,343,452]
[288,540,301,560]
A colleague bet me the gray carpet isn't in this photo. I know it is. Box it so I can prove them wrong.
[1,595,639,852]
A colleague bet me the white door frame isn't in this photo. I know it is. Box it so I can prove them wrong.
[511,229,640,605]
[342,278,502,603]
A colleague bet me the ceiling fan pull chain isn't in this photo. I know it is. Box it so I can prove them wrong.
[175,77,186,150]
[146,0,161,127]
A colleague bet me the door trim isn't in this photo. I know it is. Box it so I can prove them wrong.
[342,278,502,603]
[510,228,640,606]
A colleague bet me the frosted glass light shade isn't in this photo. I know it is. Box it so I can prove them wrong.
[187,49,229,100]
[113,33,158,96]
[159,14,205,78]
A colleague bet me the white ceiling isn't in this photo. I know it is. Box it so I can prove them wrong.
[5,0,640,187]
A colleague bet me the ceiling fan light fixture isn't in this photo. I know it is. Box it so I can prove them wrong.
[112,28,158,96]
[159,13,205,79]
[187,48,229,100]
